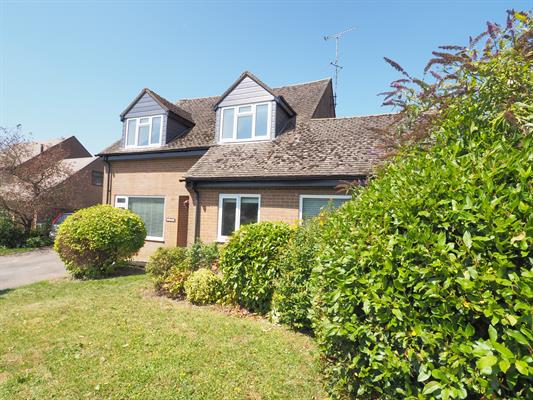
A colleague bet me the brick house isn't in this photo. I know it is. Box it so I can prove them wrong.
[99,72,395,260]
[2,136,104,225]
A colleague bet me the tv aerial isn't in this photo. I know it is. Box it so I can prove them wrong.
[324,27,356,108]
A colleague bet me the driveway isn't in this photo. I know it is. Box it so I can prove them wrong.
[0,248,67,290]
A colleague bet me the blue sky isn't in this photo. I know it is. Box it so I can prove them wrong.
[0,1,527,154]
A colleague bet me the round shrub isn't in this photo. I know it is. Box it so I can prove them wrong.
[221,221,293,314]
[312,18,532,400]
[146,246,189,291]
[185,268,224,305]
[162,266,192,299]
[271,216,324,332]
[54,205,146,279]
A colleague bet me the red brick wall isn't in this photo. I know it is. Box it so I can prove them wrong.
[189,187,349,245]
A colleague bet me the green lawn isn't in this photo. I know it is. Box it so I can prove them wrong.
[0,274,325,400]
[0,247,35,256]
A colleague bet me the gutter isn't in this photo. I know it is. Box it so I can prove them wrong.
[103,156,112,204]
[186,181,201,242]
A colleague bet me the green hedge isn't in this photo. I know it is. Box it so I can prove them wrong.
[185,268,225,305]
[271,216,324,332]
[146,247,189,294]
[311,18,532,400]
[54,205,146,278]
[221,222,293,314]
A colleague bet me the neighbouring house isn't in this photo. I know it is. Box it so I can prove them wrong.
[1,136,104,226]
[98,71,396,260]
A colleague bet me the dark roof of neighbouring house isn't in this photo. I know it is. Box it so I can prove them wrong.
[98,78,332,155]
[185,114,399,180]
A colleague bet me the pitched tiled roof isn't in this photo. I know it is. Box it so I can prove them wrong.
[98,78,332,155]
[185,114,399,180]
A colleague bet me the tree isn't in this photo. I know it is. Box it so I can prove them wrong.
[0,125,72,233]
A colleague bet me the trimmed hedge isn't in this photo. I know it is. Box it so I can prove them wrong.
[185,268,225,305]
[311,19,532,400]
[221,222,293,314]
[54,205,146,278]
[271,216,324,332]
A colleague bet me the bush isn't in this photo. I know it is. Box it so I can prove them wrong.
[312,15,532,399]
[162,266,192,299]
[221,221,293,314]
[146,247,189,290]
[185,268,225,305]
[271,217,324,332]
[24,235,52,248]
[189,241,219,270]
[54,205,146,279]
[0,215,25,248]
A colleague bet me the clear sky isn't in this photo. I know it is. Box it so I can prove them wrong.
[0,0,527,154]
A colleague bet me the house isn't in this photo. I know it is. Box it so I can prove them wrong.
[1,136,104,226]
[98,71,395,260]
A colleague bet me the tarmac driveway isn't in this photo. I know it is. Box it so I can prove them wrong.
[0,248,67,290]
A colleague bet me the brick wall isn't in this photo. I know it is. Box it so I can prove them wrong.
[105,157,200,261]
[189,187,348,244]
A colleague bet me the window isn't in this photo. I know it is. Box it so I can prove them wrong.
[125,115,163,147]
[91,170,103,186]
[115,196,165,240]
[218,194,260,241]
[299,195,351,221]
[220,103,271,142]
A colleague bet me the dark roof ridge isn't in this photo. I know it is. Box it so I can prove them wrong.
[311,112,398,120]
[274,77,332,89]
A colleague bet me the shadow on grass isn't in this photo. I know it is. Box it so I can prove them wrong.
[0,287,14,298]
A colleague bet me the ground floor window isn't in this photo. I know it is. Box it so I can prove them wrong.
[115,195,165,241]
[299,195,351,221]
[218,194,260,241]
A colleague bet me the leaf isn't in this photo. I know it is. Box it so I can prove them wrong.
[488,325,498,342]
[510,232,525,243]
[417,365,431,382]
[392,309,403,321]
[477,355,498,370]
[508,330,528,345]
[515,360,528,375]
[463,231,472,249]
[499,359,510,373]
[422,381,441,395]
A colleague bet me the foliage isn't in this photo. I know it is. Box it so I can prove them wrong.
[271,216,324,332]
[162,266,192,299]
[185,268,225,305]
[312,12,532,399]
[221,221,294,314]
[24,235,52,248]
[189,240,219,270]
[0,213,25,247]
[54,205,146,279]
[145,246,189,290]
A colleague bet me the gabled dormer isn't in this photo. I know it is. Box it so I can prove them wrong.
[213,71,296,144]
[120,88,194,149]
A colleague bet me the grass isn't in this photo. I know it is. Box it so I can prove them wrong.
[0,247,36,256]
[0,274,325,400]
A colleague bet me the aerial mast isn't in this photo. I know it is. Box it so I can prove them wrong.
[324,27,355,108]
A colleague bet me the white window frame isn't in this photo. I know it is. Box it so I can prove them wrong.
[217,194,261,242]
[115,195,166,242]
[125,115,164,148]
[219,102,272,143]
[298,194,351,221]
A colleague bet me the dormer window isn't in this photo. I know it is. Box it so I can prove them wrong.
[220,102,271,142]
[125,115,163,147]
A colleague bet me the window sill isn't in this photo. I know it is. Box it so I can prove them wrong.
[145,237,164,243]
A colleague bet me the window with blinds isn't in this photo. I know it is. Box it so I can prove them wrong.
[300,196,350,220]
[115,196,165,240]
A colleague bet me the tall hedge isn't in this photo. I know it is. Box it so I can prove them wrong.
[312,14,532,399]
[55,205,146,278]
[220,222,293,314]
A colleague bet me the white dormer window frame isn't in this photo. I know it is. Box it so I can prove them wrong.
[219,102,272,143]
[125,115,163,148]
